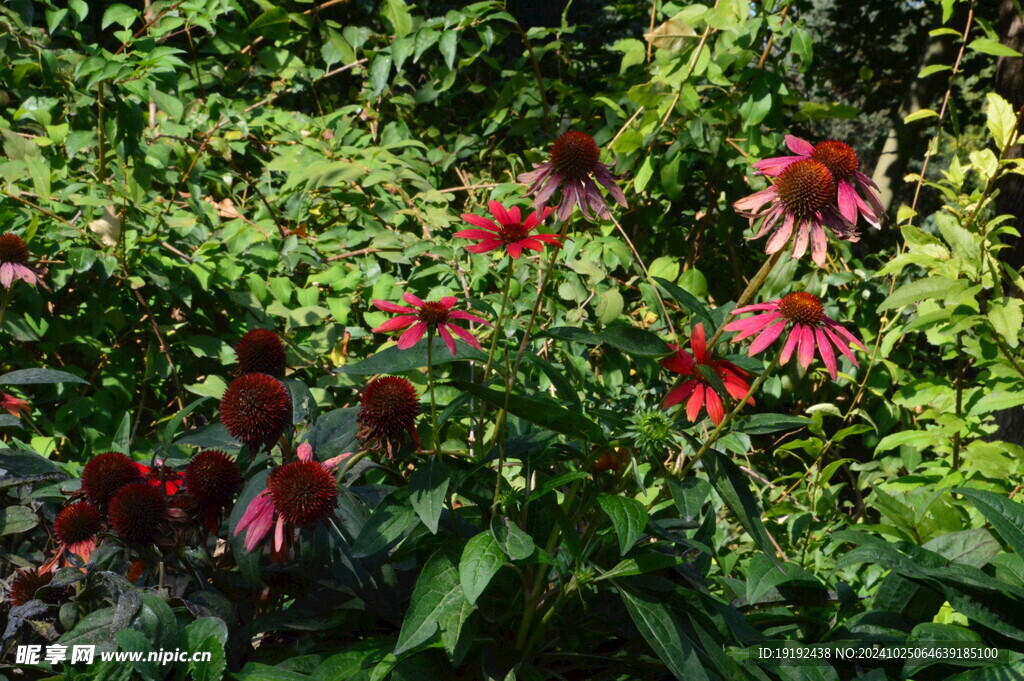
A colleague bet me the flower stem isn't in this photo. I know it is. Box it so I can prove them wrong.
[426,330,439,454]
[706,250,782,350]
[677,352,781,477]
[482,260,516,381]
[0,286,11,328]
[511,219,571,380]
[610,215,676,339]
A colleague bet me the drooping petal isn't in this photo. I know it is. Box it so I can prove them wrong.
[723,373,754,403]
[455,229,502,240]
[725,311,783,341]
[785,135,815,156]
[466,241,502,253]
[663,380,697,408]
[824,319,866,351]
[733,186,778,216]
[815,328,838,379]
[660,349,696,376]
[506,242,523,259]
[397,322,428,349]
[517,238,544,252]
[373,315,418,333]
[593,164,628,207]
[821,325,859,364]
[797,325,816,369]
[686,384,706,422]
[0,263,13,289]
[837,180,859,223]
[780,327,800,364]
[273,514,286,552]
[791,220,810,260]
[809,222,828,267]
[748,317,789,355]
[764,213,795,254]
[753,155,805,176]
[448,309,491,326]
[446,322,483,350]
[704,389,725,425]
[438,325,457,355]
[732,301,782,315]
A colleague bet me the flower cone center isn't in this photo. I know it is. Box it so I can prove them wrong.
[268,461,337,526]
[0,234,29,265]
[812,140,859,180]
[779,291,826,326]
[418,301,450,326]
[774,159,836,218]
[550,131,600,181]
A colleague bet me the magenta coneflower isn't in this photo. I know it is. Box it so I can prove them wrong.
[372,294,490,356]
[235,329,287,378]
[660,323,753,425]
[0,234,40,288]
[723,291,866,379]
[457,202,559,259]
[234,443,346,562]
[220,373,293,452]
[108,482,169,545]
[1,391,29,418]
[518,131,627,221]
[733,158,858,267]
[754,136,884,229]
[80,452,145,508]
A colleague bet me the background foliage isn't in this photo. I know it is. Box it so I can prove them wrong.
[2,0,1024,679]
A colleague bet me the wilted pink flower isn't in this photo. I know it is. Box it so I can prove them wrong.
[1,391,29,418]
[0,234,40,288]
[457,201,559,259]
[754,136,884,229]
[723,291,866,380]
[234,443,347,562]
[372,294,491,356]
[518,131,627,221]
[660,323,753,425]
[733,159,858,267]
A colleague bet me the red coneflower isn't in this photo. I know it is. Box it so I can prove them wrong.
[183,450,243,531]
[1,391,29,418]
[753,136,884,229]
[456,202,559,259]
[234,443,345,561]
[235,329,287,378]
[138,459,184,496]
[9,569,58,607]
[54,502,101,564]
[733,158,858,267]
[220,373,293,452]
[108,482,169,545]
[723,291,866,380]
[0,233,40,288]
[80,452,144,508]
[518,131,627,221]
[358,375,420,447]
[660,323,753,425]
[372,294,490,356]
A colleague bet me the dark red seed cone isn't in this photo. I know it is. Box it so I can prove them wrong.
[0,233,30,265]
[358,375,420,443]
[549,131,601,181]
[235,329,287,378]
[81,452,144,508]
[184,450,243,521]
[774,159,836,219]
[812,140,859,181]
[108,482,168,544]
[779,291,827,326]
[267,461,337,527]
[9,569,56,606]
[55,502,102,546]
[220,373,293,452]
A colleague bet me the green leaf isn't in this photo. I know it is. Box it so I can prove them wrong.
[745,553,818,605]
[369,54,392,97]
[598,494,648,556]
[489,516,535,560]
[703,450,779,563]
[904,109,939,123]
[956,488,1024,559]
[668,477,711,522]
[304,407,359,460]
[877,276,969,311]
[969,38,1023,58]
[395,546,468,655]
[457,381,605,443]
[338,337,484,375]
[619,586,710,681]
[0,368,89,385]
[352,493,419,558]
[184,618,228,681]
[101,3,137,30]
[733,413,812,435]
[790,27,813,65]
[595,289,624,325]
[988,298,1023,348]
[542,326,671,357]
[382,0,413,38]
[1,506,38,535]
[986,93,1018,149]
[653,276,712,324]
[459,531,505,604]
[439,31,458,70]
[408,458,450,534]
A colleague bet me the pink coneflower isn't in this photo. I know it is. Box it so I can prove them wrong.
[733,158,859,267]
[518,131,627,221]
[457,202,559,259]
[372,294,491,356]
[753,136,884,228]
[0,234,40,288]
[1,391,29,418]
[723,291,866,379]
[660,323,753,425]
[234,443,346,562]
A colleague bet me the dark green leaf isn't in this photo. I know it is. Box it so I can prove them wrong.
[598,494,648,556]
[619,585,710,681]
[459,531,504,605]
[490,516,535,560]
[395,546,468,655]
[956,488,1024,558]
[703,450,780,563]
[457,381,605,443]
[409,458,450,534]
[0,368,89,385]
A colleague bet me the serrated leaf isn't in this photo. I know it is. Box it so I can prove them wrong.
[489,516,535,560]
[986,93,1018,149]
[956,488,1024,559]
[619,586,710,681]
[989,298,1023,348]
[408,458,450,534]
[877,276,969,311]
[394,546,467,655]
[459,531,504,604]
[598,494,648,556]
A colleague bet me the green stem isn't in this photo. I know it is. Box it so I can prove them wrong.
[706,250,781,350]
[338,449,370,479]
[426,330,439,454]
[482,261,516,381]
[0,286,11,328]
[678,352,781,477]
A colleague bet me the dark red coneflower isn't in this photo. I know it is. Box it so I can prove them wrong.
[80,451,144,508]
[358,375,420,446]
[184,450,243,531]
[220,373,293,452]
[235,329,287,378]
[108,482,168,545]
[9,569,57,607]
[517,131,627,222]
[268,460,338,528]
[54,501,102,563]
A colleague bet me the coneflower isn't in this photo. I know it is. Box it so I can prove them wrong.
[357,375,421,447]
[0,233,40,288]
[54,501,102,564]
[80,452,144,508]
[183,450,243,531]
[108,482,168,545]
[235,329,287,378]
[220,373,293,452]
[9,569,58,606]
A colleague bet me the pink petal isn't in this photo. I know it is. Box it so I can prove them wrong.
[748,318,788,355]
[686,384,706,422]
[821,325,859,364]
[0,264,13,289]
[815,328,838,379]
[517,238,544,252]
[507,206,522,224]
[725,311,783,341]
[825,319,867,350]
[752,155,805,177]
[466,242,501,253]
[438,325,457,355]
[448,309,491,326]
[765,213,796,254]
[780,327,800,364]
[297,442,314,462]
[732,301,781,315]
[733,186,778,215]
[440,296,458,309]
[797,325,816,369]
[274,515,286,552]
[460,213,500,232]
[373,315,417,333]
[455,229,500,240]
[373,299,416,314]
[403,293,425,308]
[446,322,483,350]
[837,180,858,224]
[785,135,815,156]
[809,222,828,267]
[791,220,810,259]
[507,242,523,259]
[397,322,427,349]
[323,453,351,469]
